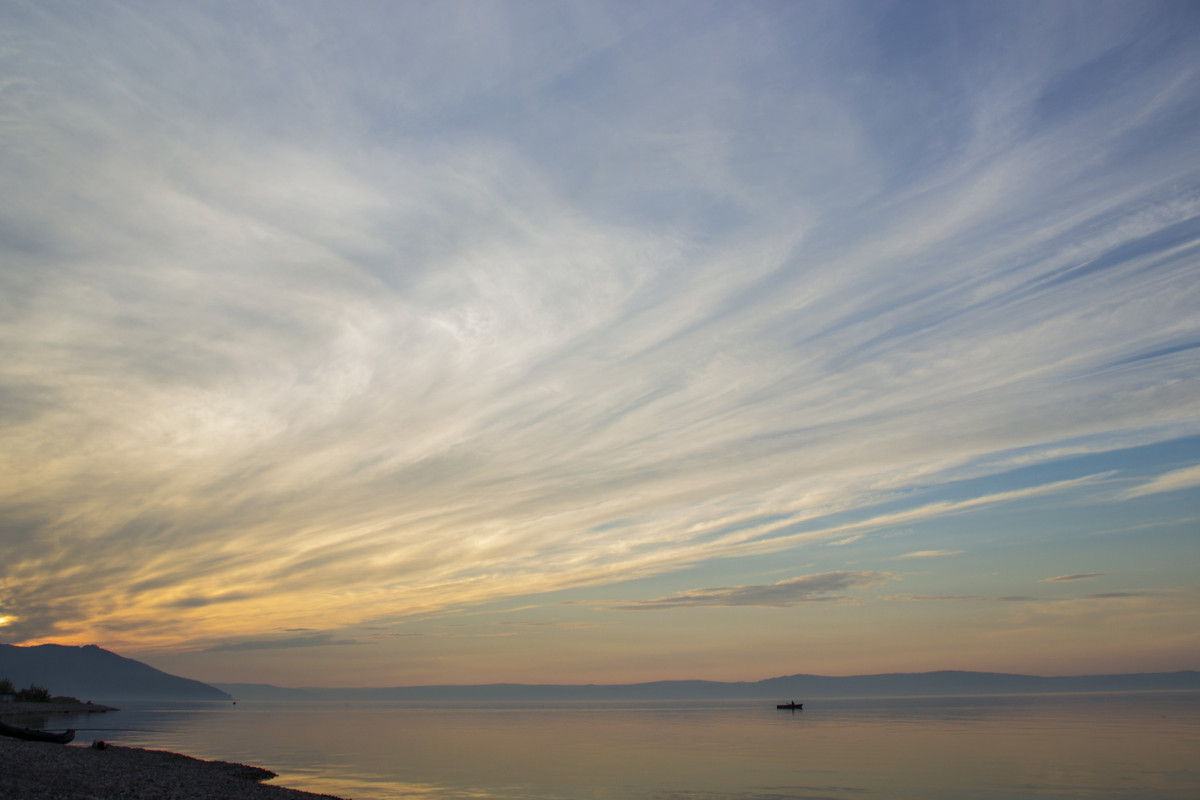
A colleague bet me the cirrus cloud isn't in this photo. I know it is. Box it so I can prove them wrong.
[612,572,897,611]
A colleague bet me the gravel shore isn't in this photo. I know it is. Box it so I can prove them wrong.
[0,737,349,800]
[1,703,348,799]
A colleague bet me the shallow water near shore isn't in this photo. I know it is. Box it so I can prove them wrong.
[57,692,1200,799]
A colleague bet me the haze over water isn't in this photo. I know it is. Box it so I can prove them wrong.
[69,693,1200,800]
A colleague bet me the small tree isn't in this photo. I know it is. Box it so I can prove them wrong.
[0,678,14,695]
[17,684,51,702]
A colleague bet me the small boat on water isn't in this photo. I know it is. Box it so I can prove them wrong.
[0,719,76,744]
[776,701,803,710]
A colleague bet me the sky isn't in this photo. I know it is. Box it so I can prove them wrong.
[1,0,1199,688]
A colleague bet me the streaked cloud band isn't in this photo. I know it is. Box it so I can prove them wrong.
[0,1,1197,683]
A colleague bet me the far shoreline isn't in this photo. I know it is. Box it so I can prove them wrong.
[0,698,120,718]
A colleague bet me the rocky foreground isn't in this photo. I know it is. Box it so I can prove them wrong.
[0,737,348,800]
[0,701,346,799]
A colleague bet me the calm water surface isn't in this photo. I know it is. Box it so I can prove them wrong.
[58,693,1200,800]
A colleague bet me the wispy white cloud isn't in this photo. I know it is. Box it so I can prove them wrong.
[1121,464,1200,499]
[0,0,1198,669]
[680,475,1114,563]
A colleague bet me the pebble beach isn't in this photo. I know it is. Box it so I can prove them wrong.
[0,702,347,800]
[0,737,349,799]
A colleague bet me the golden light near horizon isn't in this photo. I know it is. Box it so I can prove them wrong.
[1,0,1198,688]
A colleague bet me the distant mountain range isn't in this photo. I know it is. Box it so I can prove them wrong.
[218,669,1200,702]
[0,643,230,702]
[3,643,1196,704]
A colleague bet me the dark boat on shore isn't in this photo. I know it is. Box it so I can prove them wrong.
[0,719,76,744]
[776,701,803,710]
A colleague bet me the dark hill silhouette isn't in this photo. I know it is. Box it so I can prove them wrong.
[0,643,230,702]
[218,669,1200,702]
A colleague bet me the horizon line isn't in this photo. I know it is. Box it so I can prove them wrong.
[210,667,1200,692]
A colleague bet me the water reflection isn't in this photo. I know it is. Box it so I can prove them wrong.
[71,694,1200,800]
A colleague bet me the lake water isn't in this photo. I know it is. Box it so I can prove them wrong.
[52,692,1200,799]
